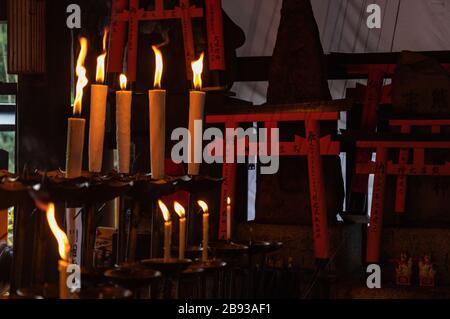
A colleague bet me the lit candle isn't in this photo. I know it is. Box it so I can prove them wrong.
[198,200,209,261]
[89,29,109,173]
[158,200,172,261]
[66,37,88,178]
[188,53,206,176]
[116,74,132,174]
[226,197,231,241]
[174,201,186,260]
[45,203,72,299]
[149,46,166,179]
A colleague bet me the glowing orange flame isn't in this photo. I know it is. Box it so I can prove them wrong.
[191,53,204,90]
[73,37,89,116]
[197,200,208,214]
[46,203,70,261]
[95,29,108,84]
[158,200,170,222]
[227,197,231,205]
[152,46,163,89]
[174,201,186,219]
[119,74,127,90]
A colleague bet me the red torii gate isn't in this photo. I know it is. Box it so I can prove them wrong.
[356,136,450,263]
[109,0,225,82]
[206,103,346,260]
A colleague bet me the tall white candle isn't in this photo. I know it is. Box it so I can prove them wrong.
[66,118,86,178]
[226,197,231,241]
[89,30,109,173]
[164,221,172,262]
[116,74,132,174]
[158,200,172,262]
[188,53,206,176]
[174,202,186,260]
[149,46,166,179]
[66,37,88,179]
[198,200,209,262]
[89,84,108,173]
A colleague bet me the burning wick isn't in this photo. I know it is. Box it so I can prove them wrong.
[149,45,166,179]
[95,28,108,85]
[45,203,73,299]
[66,37,88,179]
[116,73,132,173]
[73,37,88,117]
[226,197,231,241]
[191,53,204,91]
[89,28,109,173]
[197,200,209,261]
[188,53,206,176]
[174,201,186,260]
[158,200,172,261]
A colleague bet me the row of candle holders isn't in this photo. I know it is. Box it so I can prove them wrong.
[1,170,287,299]
[11,240,285,299]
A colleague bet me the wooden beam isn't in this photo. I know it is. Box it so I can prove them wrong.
[235,51,450,82]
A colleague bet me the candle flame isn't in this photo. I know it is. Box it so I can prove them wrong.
[174,201,186,218]
[227,197,231,205]
[197,200,208,214]
[191,53,204,90]
[96,54,106,84]
[158,200,170,222]
[95,29,108,84]
[152,45,163,89]
[73,37,89,116]
[46,203,70,261]
[119,73,127,90]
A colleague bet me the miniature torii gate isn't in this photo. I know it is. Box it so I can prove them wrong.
[356,135,450,263]
[206,101,348,259]
[109,0,225,82]
[347,63,450,209]
[389,119,450,213]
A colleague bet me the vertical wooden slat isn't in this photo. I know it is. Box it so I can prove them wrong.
[7,0,46,74]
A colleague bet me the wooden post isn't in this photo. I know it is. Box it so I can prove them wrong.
[366,147,388,263]
[218,120,237,240]
[306,120,329,259]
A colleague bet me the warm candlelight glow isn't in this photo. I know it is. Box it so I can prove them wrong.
[174,201,186,218]
[227,197,231,205]
[152,45,163,89]
[73,37,89,116]
[198,200,208,214]
[191,53,204,90]
[119,73,127,90]
[95,29,108,84]
[158,200,170,222]
[46,203,70,261]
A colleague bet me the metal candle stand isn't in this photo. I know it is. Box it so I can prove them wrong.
[0,169,228,298]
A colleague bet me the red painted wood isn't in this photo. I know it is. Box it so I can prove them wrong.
[109,0,128,73]
[205,0,226,70]
[206,112,340,123]
[306,120,330,259]
[352,66,385,193]
[394,124,411,213]
[207,111,339,258]
[109,0,204,81]
[366,147,388,263]
[218,120,238,240]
